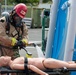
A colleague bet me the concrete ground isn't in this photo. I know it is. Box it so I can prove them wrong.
[19,28,42,58]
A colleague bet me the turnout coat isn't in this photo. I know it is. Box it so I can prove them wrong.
[0,16,28,60]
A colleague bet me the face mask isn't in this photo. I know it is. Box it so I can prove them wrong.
[14,14,22,27]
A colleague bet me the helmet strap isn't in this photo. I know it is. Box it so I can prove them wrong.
[11,10,16,16]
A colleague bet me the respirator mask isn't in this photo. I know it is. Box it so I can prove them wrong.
[14,14,22,27]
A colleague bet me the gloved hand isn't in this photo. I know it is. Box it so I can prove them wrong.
[11,38,17,46]
[14,39,28,49]
[15,41,24,48]
[11,38,28,49]
[22,39,28,46]
[16,39,28,49]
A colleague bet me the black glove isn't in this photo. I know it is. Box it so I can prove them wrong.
[13,41,25,49]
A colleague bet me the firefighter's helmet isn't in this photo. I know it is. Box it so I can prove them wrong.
[14,3,27,18]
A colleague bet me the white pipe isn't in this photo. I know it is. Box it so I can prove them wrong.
[45,0,59,58]
[64,0,76,61]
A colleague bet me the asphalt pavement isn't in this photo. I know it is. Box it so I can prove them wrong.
[19,28,42,57]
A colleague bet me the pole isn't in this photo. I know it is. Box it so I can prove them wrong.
[45,0,59,58]
[42,14,46,52]
[64,0,76,61]
[39,0,43,3]
[5,0,7,11]
[0,3,1,17]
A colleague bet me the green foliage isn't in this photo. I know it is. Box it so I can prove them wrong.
[43,0,52,3]
[1,0,52,5]
[14,0,28,3]
[0,0,39,5]
[14,0,39,4]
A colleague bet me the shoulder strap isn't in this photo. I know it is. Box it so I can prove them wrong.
[5,15,10,35]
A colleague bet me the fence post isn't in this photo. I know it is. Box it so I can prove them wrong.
[42,15,46,52]
[0,3,1,17]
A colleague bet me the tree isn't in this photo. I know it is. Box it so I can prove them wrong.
[14,0,28,3]
[14,0,39,4]
[43,0,52,3]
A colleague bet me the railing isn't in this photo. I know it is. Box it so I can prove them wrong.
[22,18,33,28]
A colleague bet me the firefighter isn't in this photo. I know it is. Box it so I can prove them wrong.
[0,3,28,60]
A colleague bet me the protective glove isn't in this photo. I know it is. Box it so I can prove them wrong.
[22,39,28,46]
[14,39,28,49]
[11,38,28,49]
[11,38,17,46]
[15,41,24,48]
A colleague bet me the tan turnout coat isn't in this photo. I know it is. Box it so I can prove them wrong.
[0,16,28,59]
